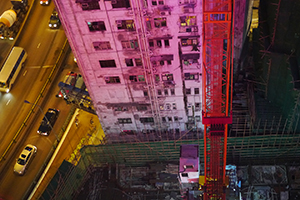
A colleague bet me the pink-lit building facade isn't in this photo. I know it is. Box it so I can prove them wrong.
[53,0,204,135]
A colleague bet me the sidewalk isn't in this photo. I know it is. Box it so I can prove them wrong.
[28,108,104,199]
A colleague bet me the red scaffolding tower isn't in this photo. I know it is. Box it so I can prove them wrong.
[202,0,234,199]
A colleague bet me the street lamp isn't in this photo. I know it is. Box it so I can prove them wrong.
[24,100,59,142]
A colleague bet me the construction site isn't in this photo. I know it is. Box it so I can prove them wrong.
[36,0,300,199]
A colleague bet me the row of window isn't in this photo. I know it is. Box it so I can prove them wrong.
[80,0,166,11]
[87,15,197,32]
[104,74,200,84]
[79,0,196,11]
[114,101,201,113]
[81,0,200,11]
[93,37,199,51]
[117,115,201,124]
[118,117,155,124]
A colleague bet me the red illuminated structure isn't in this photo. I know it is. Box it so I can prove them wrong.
[202,0,234,199]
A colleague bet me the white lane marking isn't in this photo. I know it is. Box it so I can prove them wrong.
[37,43,41,48]
[27,65,53,69]
[6,99,10,105]
[23,70,27,76]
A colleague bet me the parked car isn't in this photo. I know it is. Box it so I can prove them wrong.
[14,144,37,175]
[49,9,60,29]
[37,108,60,136]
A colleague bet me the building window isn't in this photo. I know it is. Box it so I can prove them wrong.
[194,88,199,94]
[140,117,154,123]
[137,105,148,111]
[81,2,100,11]
[93,41,111,50]
[125,58,134,67]
[154,18,167,28]
[167,60,172,65]
[152,0,157,5]
[170,88,175,95]
[118,118,132,124]
[116,20,135,31]
[160,60,164,66]
[87,21,106,31]
[99,60,116,68]
[158,0,164,5]
[135,58,143,66]
[183,59,198,66]
[162,74,173,81]
[180,16,197,26]
[129,75,137,82]
[184,73,199,80]
[138,75,145,82]
[143,91,148,96]
[195,103,201,110]
[157,40,162,47]
[157,89,162,95]
[129,75,144,82]
[164,89,168,95]
[155,74,160,82]
[162,117,166,122]
[149,39,154,47]
[195,115,201,122]
[164,39,170,47]
[121,40,139,49]
[114,106,128,111]
[168,117,172,122]
[111,0,131,8]
[186,88,191,95]
[174,116,178,121]
[105,76,120,84]
[181,38,198,46]
[172,103,177,110]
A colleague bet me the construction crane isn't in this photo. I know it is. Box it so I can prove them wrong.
[201,0,234,199]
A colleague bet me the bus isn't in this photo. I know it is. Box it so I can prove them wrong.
[0,47,27,93]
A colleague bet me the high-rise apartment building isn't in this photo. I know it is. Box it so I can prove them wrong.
[54,0,204,135]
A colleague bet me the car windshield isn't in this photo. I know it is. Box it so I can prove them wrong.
[25,146,33,151]
[17,158,26,165]
[50,15,58,20]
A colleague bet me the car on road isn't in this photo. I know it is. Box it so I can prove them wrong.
[40,0,51,5]
[14,144,37,175]
[37,108,60,136]
[49,9,61,29]
[57,71,78,99]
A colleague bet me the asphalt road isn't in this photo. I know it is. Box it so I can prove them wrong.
[0,1,78,199]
